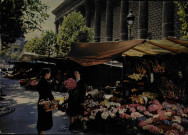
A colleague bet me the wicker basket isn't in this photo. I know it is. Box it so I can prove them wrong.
[39,99,59,112]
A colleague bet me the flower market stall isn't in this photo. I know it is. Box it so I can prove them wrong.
[60,37,188,135]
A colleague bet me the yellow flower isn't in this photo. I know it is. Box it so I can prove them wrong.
[159,129,164,134]
[100,99,109,106]
[131,88,138,92]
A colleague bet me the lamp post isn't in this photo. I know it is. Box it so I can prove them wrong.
[127,11,135,40]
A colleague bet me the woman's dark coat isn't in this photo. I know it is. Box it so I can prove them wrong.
[37,78,54,131]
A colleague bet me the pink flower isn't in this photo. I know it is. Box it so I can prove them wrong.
[148,103,163,112]
[131,112,143,118]
[149,100,160,105]
[148,104,158,112]
[120,113,126,118]
[165,130,179,135]
[137,105,146,112]
[129,107,136,112]
[166,108,172,112]
[120,113,132,119]
[158,111,168,120]
[125,114,131,119]
[64,78,77,90]
[129,104,139,108]
[84,111,89,116]
[147,125,160,134]
[138,121,148,127]
[144,111,153,117]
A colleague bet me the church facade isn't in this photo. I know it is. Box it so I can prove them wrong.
[52,0,181,42]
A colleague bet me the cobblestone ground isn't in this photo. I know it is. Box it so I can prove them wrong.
[0,73,71,134]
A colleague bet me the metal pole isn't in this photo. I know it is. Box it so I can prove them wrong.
[128,26,132,40]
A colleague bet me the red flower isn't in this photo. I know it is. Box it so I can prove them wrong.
[64,78,77,90]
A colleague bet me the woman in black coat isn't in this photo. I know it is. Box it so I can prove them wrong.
[37,68,54,134]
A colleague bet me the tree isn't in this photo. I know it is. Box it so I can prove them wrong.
[57,11,94,55]
[40,31,57,57]
[24,37,45,55]
[0,0,49,49]
[174,1,188,39]
[24,31,57,56]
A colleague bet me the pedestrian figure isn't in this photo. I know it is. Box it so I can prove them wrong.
[37,68,54,134]
[66,70,87,132]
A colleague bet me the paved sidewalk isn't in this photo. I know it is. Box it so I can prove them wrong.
[0,74,71,134]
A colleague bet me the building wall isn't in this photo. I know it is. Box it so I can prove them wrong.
[112,1,121,41]
[100,1,107,42]
[148,1,163,39]
[53,0,182,41]
[129,1,139,39]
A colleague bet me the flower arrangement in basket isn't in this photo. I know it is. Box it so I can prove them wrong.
[64,78,77,90]
[39,99,59,112]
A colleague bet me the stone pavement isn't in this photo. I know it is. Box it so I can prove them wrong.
[0,74,71,134]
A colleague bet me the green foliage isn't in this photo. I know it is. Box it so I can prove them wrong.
[57,11,94,55]
[10,51,20,61]
[1,0,49,47]
[0,44,11,57]
[40,31,58,57]
[24,38,44,54]
[22,0,49,32]
[24,31,57,56]
[174,1,188,39]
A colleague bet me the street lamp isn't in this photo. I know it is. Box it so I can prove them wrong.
[127,11,135,40]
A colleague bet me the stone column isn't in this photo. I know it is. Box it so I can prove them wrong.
[59,18,63,26]
[137,1,148,39]
[94,0,101,42]
[105,0,113,41]
[162,1,174,38]
[85,0,91,27]
[120,0,129,40]
[55,21,59,34]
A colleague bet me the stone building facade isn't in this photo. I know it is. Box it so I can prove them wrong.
[52,0,181,42]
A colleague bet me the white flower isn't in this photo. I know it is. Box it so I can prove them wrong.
[101,111,109,120]
[89,115,95,120]
[105,102,111,108]
[142,96,148,105]
[118,108,126,114]
[150,73,154,83]
[109,111,116,118]
[115,103,121,107]
[112,108,118,114]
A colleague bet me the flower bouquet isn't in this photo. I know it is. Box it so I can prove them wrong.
[64,78,77,90]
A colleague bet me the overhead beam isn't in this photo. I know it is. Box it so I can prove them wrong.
[132,48,153,55]
[167,37,188,48]
[147,41,181,54]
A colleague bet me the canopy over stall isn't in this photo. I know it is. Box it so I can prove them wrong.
[67,37,188,66]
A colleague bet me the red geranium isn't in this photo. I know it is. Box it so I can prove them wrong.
[64,78,77,90]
